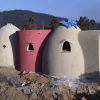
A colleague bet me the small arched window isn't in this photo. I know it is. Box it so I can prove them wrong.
[62,41,71,52]
[27,43,34,51]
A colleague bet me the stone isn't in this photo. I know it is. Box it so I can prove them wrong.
[68,89,74,100]
[59,86,64,94]
[22,88,31,94]
[77,84,89,94]
[35,89,41,95]
[54,86,60,94]
[0,86,8,92]
[50,88,55,94]
[52,93,57,99]
[96,86,100,91]
[89,88,96,94]
[29,92,37,100]
[81,97,87,100]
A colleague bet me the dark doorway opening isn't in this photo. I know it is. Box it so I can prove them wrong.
[28,43,34,51]
[62,41,71,52]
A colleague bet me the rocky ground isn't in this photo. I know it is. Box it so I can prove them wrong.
[0,68,100,100]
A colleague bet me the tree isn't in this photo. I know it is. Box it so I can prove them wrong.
[50,18,60,30]
[77,16,89,30]
[23,17,37,30]
[44,25,50,29]
[77,16,97,30]
[89,20,97,30]
[97,23,100,30]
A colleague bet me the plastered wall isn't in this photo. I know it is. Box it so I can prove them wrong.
[16,30,52,72]
[78,30,100,76]
[42,26,100,77]
[0,24,19,68]
[42,26,85,77]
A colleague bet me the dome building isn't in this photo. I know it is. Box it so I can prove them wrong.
[42,19,100,77]
[0,19,100,78]
[0,24,20,68]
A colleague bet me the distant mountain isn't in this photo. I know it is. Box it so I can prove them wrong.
[0,10,66,29]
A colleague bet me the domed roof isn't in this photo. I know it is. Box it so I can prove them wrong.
[0,23,19,35]
[0,23,19,44]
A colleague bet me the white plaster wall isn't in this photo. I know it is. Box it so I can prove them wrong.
[0,24,19,68]
[42,26,85,77]
[78,30,100,76]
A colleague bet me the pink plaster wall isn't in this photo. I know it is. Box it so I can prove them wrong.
[16,30,52,72]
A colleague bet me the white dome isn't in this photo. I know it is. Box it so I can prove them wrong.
[0,24,20,68]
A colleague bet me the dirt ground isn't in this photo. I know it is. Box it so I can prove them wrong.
[0,68,100,100]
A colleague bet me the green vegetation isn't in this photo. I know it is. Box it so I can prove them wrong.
[0,10,65,29]
[0,10,100,30]
[44,18,60,30]
[77,16,97,30]
[97,23,100,30]
[23,17,37,30]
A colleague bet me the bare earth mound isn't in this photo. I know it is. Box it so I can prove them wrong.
[0,68,100,100]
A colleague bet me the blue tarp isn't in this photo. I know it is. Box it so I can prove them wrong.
[59,19,77,29]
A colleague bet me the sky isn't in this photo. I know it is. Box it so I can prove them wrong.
[0,0,100,22]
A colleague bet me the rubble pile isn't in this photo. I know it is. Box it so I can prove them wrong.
[0,68,100,100]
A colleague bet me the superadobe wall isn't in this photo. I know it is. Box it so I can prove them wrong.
[78,30,100,76]
[0,24,20,68]
[16,30,52,72]
[42,26,85,77]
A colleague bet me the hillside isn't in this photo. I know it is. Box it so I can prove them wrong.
[0,10,65,29]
